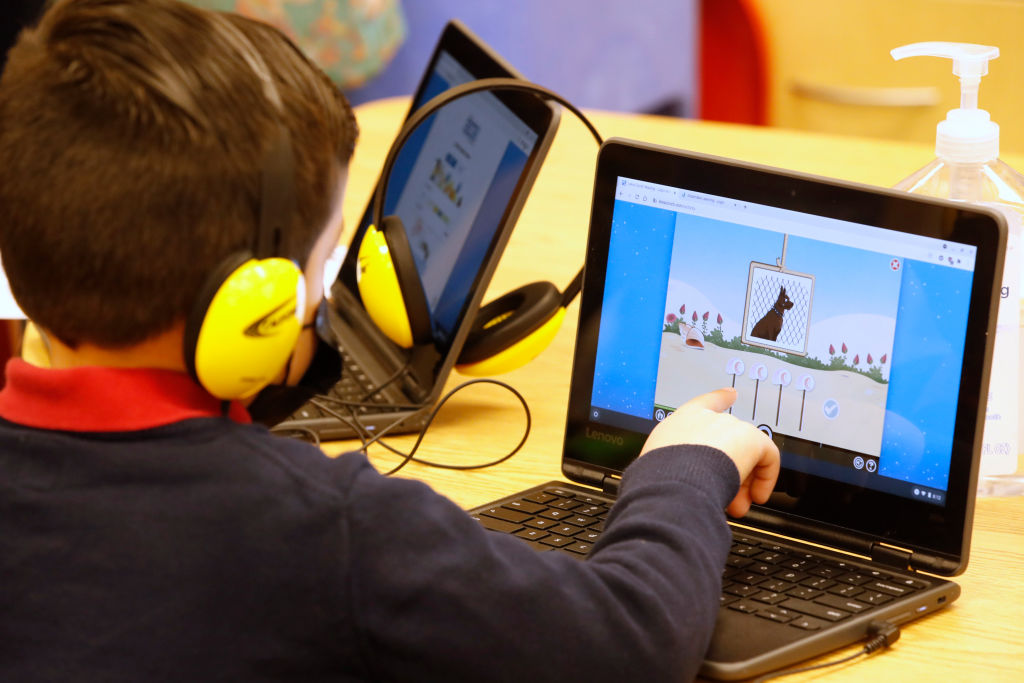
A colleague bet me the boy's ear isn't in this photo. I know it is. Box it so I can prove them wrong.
[21,322,52,368]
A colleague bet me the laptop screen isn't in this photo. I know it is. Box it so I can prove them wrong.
[590,178,976,507]
[336,21,557,350]
[564,139,1004,569]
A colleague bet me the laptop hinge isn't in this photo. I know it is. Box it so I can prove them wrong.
[602,474,621,496]
[870,542,914,571]
[563,463,620,495]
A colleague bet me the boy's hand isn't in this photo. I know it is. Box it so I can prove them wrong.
[641,388,780,518]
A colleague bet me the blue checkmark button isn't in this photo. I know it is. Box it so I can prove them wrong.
[822,399,840,420]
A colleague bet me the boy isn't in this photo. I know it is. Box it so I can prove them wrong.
[0,1,779,682]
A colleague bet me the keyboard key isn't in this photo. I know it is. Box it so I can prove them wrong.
[752,592,788,605]
[754,551,786,564]
[757,609,795,624]
[780,559,815,570]
[546,488,578,498]
[733,535,763,546]
[808,566,843,579]
[761,579,795,593]
[293,406,322,420]
[727,600,759,614]
[860,592,893,606]
[523,491,558,504]
[828,584,864,598]
[837,572,872,585]
[576,505,606,517]
[551,499,583,511]
[780,598,850,622]
[480,507,531,524]
[802,577,836,590]
[893,576,930,590]
[566,542,593,555]
[734,573,768,586]
[789,616,826,631]
[540,535,574,548]
[504,500,546,514]
[576,529,602,543]
[567,515,598,527]
[472,515,523,534]
[551,524,583,537]
[815,594,870,614]
[524,518,558,530]
[732,544,761,557]
[538,509,571,521]
[726,556,753,569]
[787,586,823,600]
[724,584,760,598]
[515,528,549,542]
[867,580,911,597]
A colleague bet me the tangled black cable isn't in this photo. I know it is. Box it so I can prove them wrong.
[273,376,531,477]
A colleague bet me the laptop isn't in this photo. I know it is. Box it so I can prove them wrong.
[278,20,560,440]
[469,138,1006,680]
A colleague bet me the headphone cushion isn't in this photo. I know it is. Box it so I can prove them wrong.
[356,217,432,347]
[458,281,562,364]
[187,253,305,400]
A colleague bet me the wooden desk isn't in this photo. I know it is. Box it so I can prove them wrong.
[327,98,1024,680]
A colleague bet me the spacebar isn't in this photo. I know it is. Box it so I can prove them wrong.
[780,598,851,622]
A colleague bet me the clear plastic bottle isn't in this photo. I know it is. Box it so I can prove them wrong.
[892,42,1024,495]
[895,156,1024,210]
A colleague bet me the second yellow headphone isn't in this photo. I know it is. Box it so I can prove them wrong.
[356,77,599,376]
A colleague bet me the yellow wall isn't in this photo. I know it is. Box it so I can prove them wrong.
[748,0,1024,153]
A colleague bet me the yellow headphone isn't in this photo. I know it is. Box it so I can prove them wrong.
[175,15,306,400]
[356,77,599,376]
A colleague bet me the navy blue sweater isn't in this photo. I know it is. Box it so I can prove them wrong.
[0,361,738,682]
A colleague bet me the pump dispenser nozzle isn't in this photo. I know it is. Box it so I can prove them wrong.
[892,42,1000,163]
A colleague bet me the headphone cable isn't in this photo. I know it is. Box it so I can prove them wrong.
[293,377,531,476]
[357,358,415,403]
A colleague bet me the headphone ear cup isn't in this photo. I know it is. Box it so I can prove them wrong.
[356,215,432,347]
[185,252,305,400]
[456,281,564,376]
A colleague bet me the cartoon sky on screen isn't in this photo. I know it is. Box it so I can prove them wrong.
[654,213,903,456]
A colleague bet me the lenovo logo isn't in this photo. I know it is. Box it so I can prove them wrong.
[585,427,625,446]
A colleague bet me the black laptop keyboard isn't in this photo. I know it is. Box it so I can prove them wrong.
[289,355,401,422]
[472,485,932,629]
[470,486,611,555]
[722,534,930,630]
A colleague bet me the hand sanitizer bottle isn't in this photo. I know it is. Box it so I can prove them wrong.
[892,41,1024,495]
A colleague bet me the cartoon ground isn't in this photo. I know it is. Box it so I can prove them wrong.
[654,333,887,457]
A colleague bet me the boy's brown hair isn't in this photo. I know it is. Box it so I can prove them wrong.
[0,0,358,348]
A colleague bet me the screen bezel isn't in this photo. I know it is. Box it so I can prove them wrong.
[333,20,558,391]
[563,138,1005,574]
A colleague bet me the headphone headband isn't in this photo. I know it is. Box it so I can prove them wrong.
[182,13,304,399]
[373,77,603,231]
[371,78,602,305]
[206,13,295,259]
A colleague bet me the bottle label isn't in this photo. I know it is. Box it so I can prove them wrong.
[980,202,1021,477]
